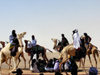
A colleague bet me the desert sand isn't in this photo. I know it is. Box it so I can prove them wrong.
[1,51,100,75]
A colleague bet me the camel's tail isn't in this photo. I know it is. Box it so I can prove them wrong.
[46,48,53,53]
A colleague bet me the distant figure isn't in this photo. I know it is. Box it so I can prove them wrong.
[83,33,91,50]
[54,60,59,72]
[9,30,19,56]
[12,68,23,75]
[72,29,81,50]
[89,67,98,75]
[61,34,69,48]
[31,35,37,47]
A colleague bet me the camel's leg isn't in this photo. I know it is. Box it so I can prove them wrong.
[9,59,11,69]
[29,59,31,68]
[8,58,12,69]
[79,59,82,68]
[88,54,93,67]
[21,53,26,68]
[42,53,48,62]
[5,59,12,69]
[29,53,34,68]
[96,51,100,62]
[59,58,67,72]
[0,53,4,75]
[0,60,2,75]
[11,57,17,72]
[79,58,85,68]
[29,54,33,68]
[93,53,97,68]
[16,57,21,68]
[83,56,86,67]
[42,49,48,62]
[81,59,88,75]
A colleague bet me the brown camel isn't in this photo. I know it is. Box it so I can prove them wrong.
[81,43,100,68]
[24,40,52,67]
[78,35,100,68]
[51,38,86,72]
[52,38,100,70]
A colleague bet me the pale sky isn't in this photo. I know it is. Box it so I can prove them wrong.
[0,0,100,50]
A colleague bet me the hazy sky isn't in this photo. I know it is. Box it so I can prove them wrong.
[0,0,100,50]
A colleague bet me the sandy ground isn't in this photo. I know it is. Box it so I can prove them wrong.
[1,51,100,75]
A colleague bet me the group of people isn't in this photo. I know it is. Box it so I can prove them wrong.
[9,29,92,57]
[60,29,91,52]
[9,30,37,56]
[8,29,98,75]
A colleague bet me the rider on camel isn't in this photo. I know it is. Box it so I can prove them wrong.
[30,35,37,53]
[72,29,82,60]
[9,30,19,56]
[31,35,40,59]
[72,29,81,51]
[31,35,37,47]
[61,34,69,48]
[57,34,69,52]
[83,33,92,50]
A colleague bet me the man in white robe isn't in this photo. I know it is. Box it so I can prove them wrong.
[72,29,81,50]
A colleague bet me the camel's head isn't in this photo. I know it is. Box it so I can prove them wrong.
[51,38,62,52]
[0,41,5,47]
[51,38,57,44]
[80,35,85,40]
[17,32,26,39]
[51,38,58,49]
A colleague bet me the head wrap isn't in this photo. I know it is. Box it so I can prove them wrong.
[89,67,98,75]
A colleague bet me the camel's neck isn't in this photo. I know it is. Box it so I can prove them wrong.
[53,42,59,50]
[17,38,24,53]
[24,42,28,52]
[18,38,23,47]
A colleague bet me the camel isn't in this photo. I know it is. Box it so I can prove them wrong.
[0,32,26,72]
[24,40,52,68]
[79,43,100,68]
[0,41,13,68]
[78,35,100,68]
[0,41,26,69]
[51,38,86,72]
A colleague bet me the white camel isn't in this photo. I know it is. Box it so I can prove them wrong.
[0,32,26,72]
